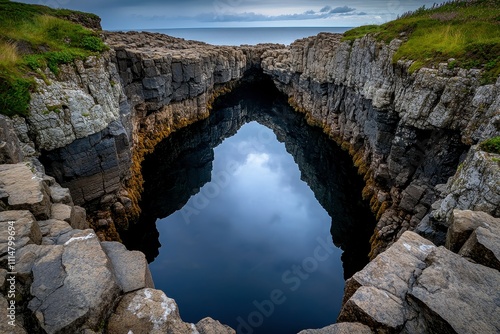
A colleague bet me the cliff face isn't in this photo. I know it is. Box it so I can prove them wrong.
[3,29,499,334]
[261,33,500,254]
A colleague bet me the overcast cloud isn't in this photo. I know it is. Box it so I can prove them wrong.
[17,0,436,29]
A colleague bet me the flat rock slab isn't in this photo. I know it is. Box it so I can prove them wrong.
[101,241,154,293]
[410,246,500,334]
[28,229,120,333]
[107,288,196,334]
[298,322,372,334]
[0,164,51,219]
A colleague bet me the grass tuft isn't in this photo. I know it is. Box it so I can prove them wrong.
[480,137,500,154]
[0,1,107,117]
[342,0,500,82]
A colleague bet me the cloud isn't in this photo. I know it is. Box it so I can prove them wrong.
[320,6,332,13]
[329,6,356,14]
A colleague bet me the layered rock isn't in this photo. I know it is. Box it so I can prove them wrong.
[261,33,500,255]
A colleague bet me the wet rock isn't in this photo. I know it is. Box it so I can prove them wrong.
[298,322,372,334]
[107,288,196,334]
[196,317,235,334]
[101,241,154,293]
[0,164,51,219]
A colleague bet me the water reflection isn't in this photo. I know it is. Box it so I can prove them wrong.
[124,75,376,334]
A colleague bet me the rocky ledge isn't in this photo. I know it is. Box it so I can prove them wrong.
[0,158,234,333]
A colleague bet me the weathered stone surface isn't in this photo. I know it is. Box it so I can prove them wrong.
[50,203,73,223]
[0,115,23,164]
[0,164,51,219]
[22,54,123,151]
[432,147,500,226]
[28,229,121,333]
[72,206,88,230]
[49,184,73,205]
[101,241,154,293]
[0,211,41,266]
[445,209,500,252]
[409,246,500,334]
[459,225,500,270]
[37,219,73,245]
[196,317,235,334]
[107,288,197,334]
[298,322,372,334]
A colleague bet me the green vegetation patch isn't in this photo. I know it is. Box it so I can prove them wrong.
[343,0,500,81]
[480,137,500,155]
[0,0,106,117]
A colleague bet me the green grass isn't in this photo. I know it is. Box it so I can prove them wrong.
[480,137,500,154]
[343,0,500,81]
[0,0,106,116]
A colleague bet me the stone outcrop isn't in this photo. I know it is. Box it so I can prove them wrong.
[261,33,500,256]
[0,155,232,333]
[336,229,500,333]
[1,17,498,334]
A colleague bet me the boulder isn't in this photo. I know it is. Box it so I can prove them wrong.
[101,241,154,293]
[458,225,500,270]
[107,288,197,334]
[445,209,500,252]
[28,229,121,333]
[196,317,235,334]
[0,164,51,219]
[297,322,372,334]
[37,219,74,245]
[409,246,500,333]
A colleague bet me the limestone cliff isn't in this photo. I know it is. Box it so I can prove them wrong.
[261,33,500,255]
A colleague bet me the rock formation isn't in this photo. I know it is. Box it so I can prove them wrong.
[0,19,498,334]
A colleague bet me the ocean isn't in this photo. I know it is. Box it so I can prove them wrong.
[142,27,351,46]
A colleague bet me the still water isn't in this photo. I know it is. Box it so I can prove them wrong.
[128,77,375,334]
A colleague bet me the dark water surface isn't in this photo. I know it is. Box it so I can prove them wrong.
[127,77,375,334]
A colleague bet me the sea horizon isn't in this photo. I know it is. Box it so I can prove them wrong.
[113,26,353,46]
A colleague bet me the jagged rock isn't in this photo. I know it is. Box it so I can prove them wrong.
[28,229,121,333]
[107,288,197,334]
[459,225,500,270]
[445,209,500,252]
[409,246,500,333]
[297,322,372,334]
[0,115,23,164]
[0,164,51,219]
[196,317,235,334]
[101,241,154,293]
[433,147,500,224]
[0,211,41,267]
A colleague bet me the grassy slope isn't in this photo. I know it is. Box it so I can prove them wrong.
[343,0,500,82]
[0,0,106,116]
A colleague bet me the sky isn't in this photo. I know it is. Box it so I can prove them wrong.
[17,0,437,30]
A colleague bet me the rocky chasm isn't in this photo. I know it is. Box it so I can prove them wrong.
[0,30,499,333]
